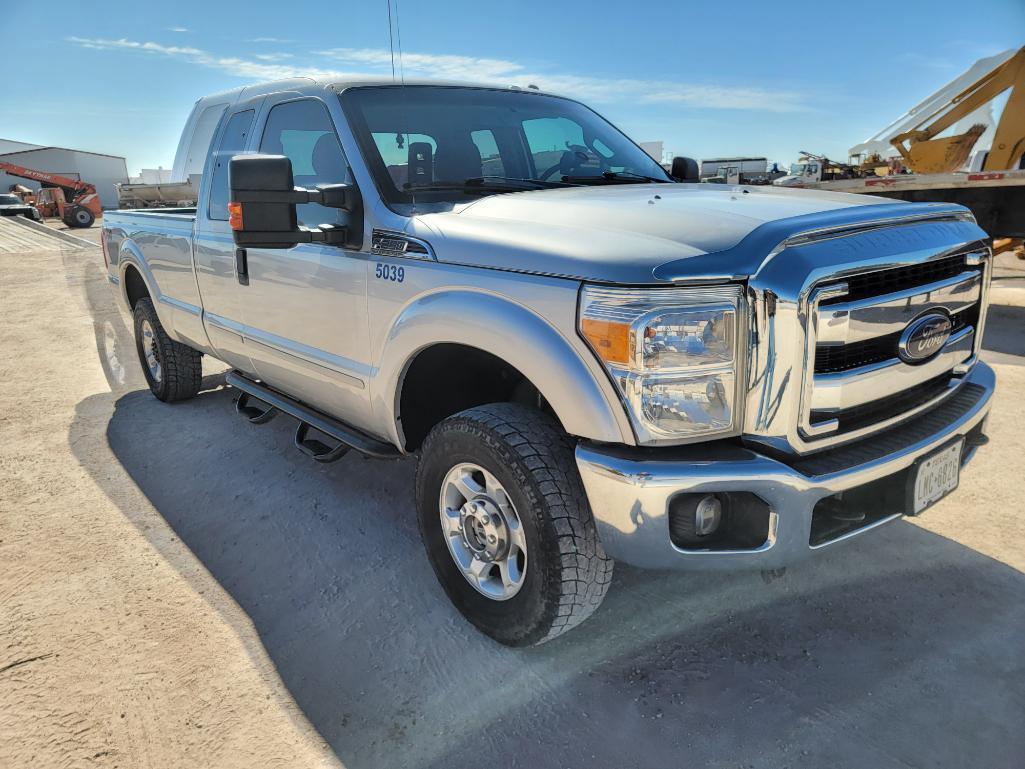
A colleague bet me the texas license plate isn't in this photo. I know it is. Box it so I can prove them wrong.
[910,439,963,515]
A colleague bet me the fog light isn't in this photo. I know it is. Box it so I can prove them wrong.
[694,494,722,536]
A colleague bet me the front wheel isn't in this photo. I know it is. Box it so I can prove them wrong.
[415,403,613,646]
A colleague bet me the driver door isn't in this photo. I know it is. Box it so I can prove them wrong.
[236,95,372,422]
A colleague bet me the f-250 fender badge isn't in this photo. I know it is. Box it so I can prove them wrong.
[898,312,953,364]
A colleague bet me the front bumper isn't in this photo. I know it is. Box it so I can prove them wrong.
[576,361,995,570]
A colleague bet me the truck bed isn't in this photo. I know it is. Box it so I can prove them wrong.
[102,207,205,348]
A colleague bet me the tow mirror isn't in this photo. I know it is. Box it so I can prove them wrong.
[228,154,362,249]
[670,156,700,183]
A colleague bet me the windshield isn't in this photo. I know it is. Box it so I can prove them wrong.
[341,85,671,207]
[790,162,818,176]
[0,195,22,205]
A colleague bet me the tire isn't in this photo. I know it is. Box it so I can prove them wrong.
[65,206,95,228]
[133,298,202,402]
[416,403,613,646]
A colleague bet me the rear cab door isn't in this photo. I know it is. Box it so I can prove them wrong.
[194,97,264,372]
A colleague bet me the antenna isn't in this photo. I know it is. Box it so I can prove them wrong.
[386,0,416,213]
[393,0,406,83]
[386,0,396,81]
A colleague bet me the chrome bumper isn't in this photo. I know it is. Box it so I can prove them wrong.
[576,361,995,570]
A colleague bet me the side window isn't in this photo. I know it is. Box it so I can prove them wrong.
[207,109,255,221]
[260,99,351,227]
[471,130,505,177]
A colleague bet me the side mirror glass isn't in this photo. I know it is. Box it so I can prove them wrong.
[228,154,362,250]
[670,156,700,183]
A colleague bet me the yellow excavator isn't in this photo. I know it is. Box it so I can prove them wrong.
[890,46,1025,175]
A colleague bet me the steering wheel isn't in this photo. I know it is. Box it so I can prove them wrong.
[538,146,594,181]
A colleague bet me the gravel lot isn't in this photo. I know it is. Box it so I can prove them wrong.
[1,229,1024,769]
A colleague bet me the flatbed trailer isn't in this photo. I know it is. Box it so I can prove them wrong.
[788,168,1025,250]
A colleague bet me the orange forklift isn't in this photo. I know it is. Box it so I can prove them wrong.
[0,161,101,227]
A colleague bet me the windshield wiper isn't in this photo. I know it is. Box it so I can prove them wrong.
[561,170,672,185]
[405,176,578,194]
[471,175,577,188]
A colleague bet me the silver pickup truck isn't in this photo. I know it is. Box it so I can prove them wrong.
[103,78,995,646]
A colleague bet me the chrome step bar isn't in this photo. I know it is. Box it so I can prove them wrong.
[226,370,401,461]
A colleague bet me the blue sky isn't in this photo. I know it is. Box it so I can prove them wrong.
[2,0,1022,174]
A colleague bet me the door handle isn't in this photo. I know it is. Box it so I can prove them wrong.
[235,248,249,286]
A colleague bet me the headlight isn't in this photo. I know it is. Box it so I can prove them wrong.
[579,285,746,443]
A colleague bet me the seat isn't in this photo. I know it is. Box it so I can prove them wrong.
[294,132,348,187]
[433,137,483,182]
[294,133,348,226]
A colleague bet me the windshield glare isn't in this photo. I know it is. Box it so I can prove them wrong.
[341,86,670,206]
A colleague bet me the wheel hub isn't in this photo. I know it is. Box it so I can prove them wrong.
[439,463,527,601]
[459,497,509,562]
[140,319,162,383]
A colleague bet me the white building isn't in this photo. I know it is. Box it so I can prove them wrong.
[0,139,129,209]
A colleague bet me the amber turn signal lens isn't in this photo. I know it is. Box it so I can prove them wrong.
[581,317,631,365]
[228,202,244,231]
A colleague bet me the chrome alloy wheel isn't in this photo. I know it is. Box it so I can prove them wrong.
[140,319,162,383]
[439,463,527,600]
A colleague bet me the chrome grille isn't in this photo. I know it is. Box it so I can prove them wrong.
[818,252,970,304]
[801,250,988,443]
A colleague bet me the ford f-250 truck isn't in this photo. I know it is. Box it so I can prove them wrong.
[102,78,995,646]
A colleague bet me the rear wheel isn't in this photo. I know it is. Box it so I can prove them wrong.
[133,298,202,402]
[415,403,613,646]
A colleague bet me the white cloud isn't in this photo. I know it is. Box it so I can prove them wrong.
[318,48,523,81]
[68,37,806,113]
[167,26,189,33]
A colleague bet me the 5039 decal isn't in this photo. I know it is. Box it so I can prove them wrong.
[375,263,405,282]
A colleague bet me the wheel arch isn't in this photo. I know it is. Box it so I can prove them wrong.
[117,241,159,312]
[377,290,631,451]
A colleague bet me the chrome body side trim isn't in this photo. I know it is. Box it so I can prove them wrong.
[371,228,437,260]
[577,361,994,570]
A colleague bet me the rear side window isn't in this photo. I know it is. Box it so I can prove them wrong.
[207,109,255,221]
[471,129,505,176]
[260,99,350,227]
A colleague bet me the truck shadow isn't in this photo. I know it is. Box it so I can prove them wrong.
[68,384,1025,769]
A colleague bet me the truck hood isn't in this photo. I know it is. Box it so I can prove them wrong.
[416,183,904,283]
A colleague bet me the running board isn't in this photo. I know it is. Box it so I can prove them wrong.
[235,391,278,423]
[226,370,401,460]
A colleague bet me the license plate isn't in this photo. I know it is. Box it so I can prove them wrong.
[910,440,963,515]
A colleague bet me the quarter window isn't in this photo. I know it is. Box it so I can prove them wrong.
[208,109,255,221]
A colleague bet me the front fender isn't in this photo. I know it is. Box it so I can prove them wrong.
[374,290,632,448]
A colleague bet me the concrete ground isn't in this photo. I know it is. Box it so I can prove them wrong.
[1,230,1024,769]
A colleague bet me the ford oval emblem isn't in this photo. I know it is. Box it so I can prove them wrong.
[898,312,952,364]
